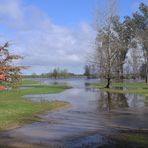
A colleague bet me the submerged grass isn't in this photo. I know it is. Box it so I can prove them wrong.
[0,79,69,130]
[112,131,148,146]
[92,82,148,104]
[123,133,148,145]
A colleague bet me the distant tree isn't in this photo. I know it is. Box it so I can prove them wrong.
[62,69,68,78]
[90,64,98,78]
[31,73,37,78]
[0,42,23,89]
[84,65,91,79]
[52,68,58,79]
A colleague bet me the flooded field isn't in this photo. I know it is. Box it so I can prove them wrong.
[0,78,148,147]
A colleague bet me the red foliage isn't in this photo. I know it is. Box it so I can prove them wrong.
[0,86,5,90]
[0,74,5,81]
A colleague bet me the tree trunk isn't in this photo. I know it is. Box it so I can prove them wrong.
[145,58,148,83]
[105,78,111,88]
[120,66,124,79]
[145,73,148,83]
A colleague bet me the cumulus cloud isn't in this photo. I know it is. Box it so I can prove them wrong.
[0,0,95,74]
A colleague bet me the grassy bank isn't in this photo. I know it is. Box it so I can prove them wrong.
[0,79,69,130]
[111,131,148,147]
[92,82,148,104]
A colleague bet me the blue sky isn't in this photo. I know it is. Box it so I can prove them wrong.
[25,0,148,25]
[25,0,94,27]
[0,0,147,74]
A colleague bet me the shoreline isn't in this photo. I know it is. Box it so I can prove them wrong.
[0,79,70,131]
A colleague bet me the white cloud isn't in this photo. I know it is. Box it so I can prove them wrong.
[0,0,95,74]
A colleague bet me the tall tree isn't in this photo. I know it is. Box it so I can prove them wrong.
[96,22,120,88]
[84,65,91,79]
[52,68,58,79]
[112,16,135,79]
[132,3,148,83]
[95,0,120,88]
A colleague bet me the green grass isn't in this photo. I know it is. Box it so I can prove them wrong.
[0,79,70,130]
[92,82,148,104]
[21,79,39,85]
[112,132,148,146]
[123,133,148,145]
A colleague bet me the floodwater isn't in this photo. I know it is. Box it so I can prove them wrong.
[0,78,148,148]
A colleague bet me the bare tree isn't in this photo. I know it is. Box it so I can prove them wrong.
[95,0,119,88]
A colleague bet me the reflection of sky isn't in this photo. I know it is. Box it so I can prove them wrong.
[26,78,146,111]
[126,94,145,108]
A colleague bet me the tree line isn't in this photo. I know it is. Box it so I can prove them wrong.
[24,68,84,79]
[93,1,148,88]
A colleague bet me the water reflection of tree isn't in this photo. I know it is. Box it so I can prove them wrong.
[98,91,128,111]
[85,82,97,92]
